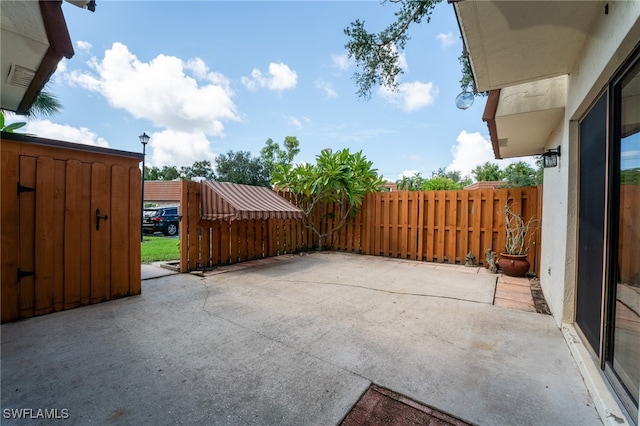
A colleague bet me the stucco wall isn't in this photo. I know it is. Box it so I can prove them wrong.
[539,125,570,326]
[538,1,640,327]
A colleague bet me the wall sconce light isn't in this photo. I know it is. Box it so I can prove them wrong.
[542,146,561,168]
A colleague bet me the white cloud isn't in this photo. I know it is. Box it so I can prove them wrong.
[447,131,539,177]
[65,42,238,137]
[184,58,209,80]
[76,40,92,52]
[285,116,303,129]
[398,170,419,179]
[315,80,337,98]
[24,120,109,147]
[54,59,67,75]
[396,51,408,73]
[148,129,217,168]
[241,62,297,92]
[331,52,351,70]
[379,81,437,111]
[436,32,455,49]
[447,131,495,176]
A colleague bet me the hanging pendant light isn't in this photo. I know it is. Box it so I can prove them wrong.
[455,91,474,109]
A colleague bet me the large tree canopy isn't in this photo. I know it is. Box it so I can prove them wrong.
[344,0,483,99]
[215,150,270,187]
[344,0,442,99]
[621,168,640,185]
[143,137,301,185]
[396,168,471,191]
[144,161,215,181]
[144,165,180,181]
[503,160,542,188]
[272,148,384,249]
[181,160,216,181]
[260,136,300,175]
[472,162,504,182]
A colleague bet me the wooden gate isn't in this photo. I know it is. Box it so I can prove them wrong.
[1,134,143,323]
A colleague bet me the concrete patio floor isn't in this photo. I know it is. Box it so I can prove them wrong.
[1,252,601,425]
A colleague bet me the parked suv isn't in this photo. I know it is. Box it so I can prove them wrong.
[143,206,180,236]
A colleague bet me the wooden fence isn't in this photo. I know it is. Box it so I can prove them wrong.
[180,181,541,274]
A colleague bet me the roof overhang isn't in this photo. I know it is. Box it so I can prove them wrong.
[1,1,93,114]
[483,76,567,159]
[453,0,603,93]
[452,0,601,159]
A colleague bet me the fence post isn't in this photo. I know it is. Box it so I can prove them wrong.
[416,192,424,261]
[179,179,189,272]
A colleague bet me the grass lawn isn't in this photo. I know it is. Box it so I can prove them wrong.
[141,236,180,263]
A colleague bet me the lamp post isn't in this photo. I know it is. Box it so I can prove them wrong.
[139,132,150,242]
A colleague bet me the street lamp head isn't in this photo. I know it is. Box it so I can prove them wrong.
[139,132,150,145]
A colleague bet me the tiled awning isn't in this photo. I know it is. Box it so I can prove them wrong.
[200,181,303,221]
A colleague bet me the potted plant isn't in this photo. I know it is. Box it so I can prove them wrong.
[497,200,537,277]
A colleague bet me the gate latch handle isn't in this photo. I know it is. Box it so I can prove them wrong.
[95,209,108,230]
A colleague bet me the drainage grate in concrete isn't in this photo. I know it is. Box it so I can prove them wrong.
[340,385,474,426]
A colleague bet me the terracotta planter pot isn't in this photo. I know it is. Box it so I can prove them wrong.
[497,253,530,277]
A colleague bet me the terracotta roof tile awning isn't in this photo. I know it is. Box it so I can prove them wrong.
[200,181,304,221]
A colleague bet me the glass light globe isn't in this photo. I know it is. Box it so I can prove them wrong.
[455,91,474,110]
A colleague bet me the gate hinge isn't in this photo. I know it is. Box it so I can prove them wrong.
[17,183,35,195]
[17,268,34,281]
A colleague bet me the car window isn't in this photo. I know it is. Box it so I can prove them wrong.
[165,208,178,215]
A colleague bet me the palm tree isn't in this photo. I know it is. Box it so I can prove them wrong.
[28,90,62,118]
[396,173,425,191]
[1,89,62,132]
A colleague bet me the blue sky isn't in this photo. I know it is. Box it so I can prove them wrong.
[22,0,534,182]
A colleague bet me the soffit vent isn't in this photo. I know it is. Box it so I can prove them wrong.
[6,64,36,88]
[498,138,509,147]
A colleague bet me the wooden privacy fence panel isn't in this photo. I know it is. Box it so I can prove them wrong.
[323,187,540,273]
[181,182,541,275]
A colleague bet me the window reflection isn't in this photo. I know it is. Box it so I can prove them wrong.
[613,63,640,409]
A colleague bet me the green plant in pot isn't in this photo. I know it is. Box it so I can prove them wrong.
[498,200,537,277]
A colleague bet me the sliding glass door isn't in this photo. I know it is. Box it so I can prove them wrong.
[607,53,639,422]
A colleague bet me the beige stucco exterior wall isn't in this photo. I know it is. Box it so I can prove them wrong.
[539,124,569,326]
[538,1,640,327]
